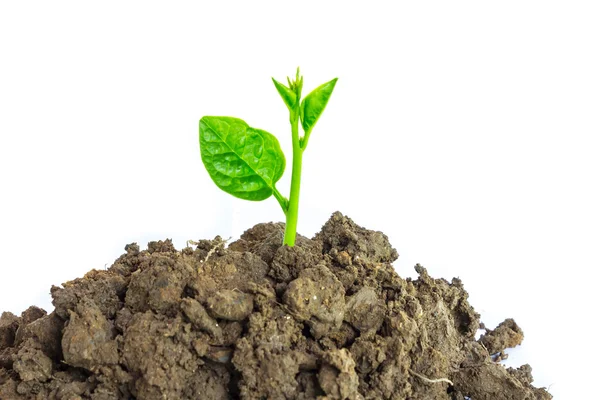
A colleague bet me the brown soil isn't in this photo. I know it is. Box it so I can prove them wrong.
[0,212,551,399]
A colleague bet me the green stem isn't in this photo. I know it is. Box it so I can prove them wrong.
[283,111,303,246]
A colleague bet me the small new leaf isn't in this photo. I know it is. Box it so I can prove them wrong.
[199,116,286,201]
[272,78,296,110]
[300,77,338,133]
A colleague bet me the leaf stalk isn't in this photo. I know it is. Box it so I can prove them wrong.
[273,188,288,214]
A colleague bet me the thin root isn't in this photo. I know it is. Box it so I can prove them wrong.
[409,369,453,386]
[186,239,200,247]
[203,236,231,263]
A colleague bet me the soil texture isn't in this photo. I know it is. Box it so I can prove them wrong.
[0,212,551,399]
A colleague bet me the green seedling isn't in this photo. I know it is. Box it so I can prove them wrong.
[199,68,337,246]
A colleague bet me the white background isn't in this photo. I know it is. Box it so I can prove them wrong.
[1,2,598,399]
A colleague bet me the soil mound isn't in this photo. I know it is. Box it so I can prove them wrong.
[0,212,551,399]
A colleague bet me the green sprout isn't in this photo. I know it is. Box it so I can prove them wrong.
[199,68,337,246]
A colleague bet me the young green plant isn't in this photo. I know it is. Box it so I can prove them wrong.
[199,68,337,246]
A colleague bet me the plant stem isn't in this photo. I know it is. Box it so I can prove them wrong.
[283,111,303,246]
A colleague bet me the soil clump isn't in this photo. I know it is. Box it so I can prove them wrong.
[0,212,551,399]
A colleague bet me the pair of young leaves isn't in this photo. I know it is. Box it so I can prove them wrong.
[199,74,337,202]
[271,74,337,135]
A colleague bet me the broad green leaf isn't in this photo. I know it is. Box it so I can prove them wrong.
[300,78,338,133]
[199,116,286,201]
[272,78,296,110]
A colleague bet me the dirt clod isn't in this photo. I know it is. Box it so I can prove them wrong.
[344,287,385,334]
[283,265,346,340]
[62,298,119,370]
[479,318,525,355]
[0,313,19,349]
[318,349,362,400]
[206,290,254,321]
[0,212,551,399]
